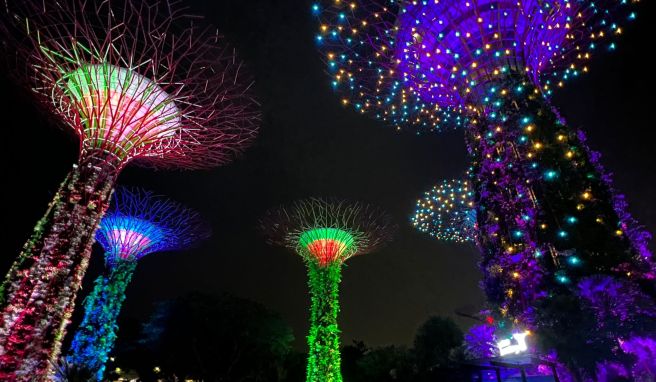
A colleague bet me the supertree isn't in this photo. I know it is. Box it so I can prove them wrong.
[313,0,654,373]
[260,198,395,382]
[412,178,476,243]
[67,188,210,381]
[0,0,258,378]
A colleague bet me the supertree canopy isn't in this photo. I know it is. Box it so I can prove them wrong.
[67,188,210,381]
[314,0,654,373]
[0,0,258,378]
[412,178,476,243]
[260,198,395,382]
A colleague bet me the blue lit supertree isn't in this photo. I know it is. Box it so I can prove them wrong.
[314,0,655,375]
[66,188,210,381]
[412,178,476,243]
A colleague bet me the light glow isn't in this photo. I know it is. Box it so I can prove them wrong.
[497,331,530,356]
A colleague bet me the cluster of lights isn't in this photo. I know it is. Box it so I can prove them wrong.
[412,178,476,243]
[313,0,636,130]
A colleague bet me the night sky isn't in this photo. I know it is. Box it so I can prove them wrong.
[1,0,655,350]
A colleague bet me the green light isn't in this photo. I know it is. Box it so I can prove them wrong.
[298,228,356,266]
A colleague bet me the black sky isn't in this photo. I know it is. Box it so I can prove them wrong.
[1,0,655,350]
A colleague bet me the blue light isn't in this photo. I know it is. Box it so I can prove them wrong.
[544,170,558,180]
[566,216,578,224]
[311,3,320,14]
[558,230,568,238]
[568,256,581,265]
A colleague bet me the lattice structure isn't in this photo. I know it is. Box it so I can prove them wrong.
[412,178,476,243]
[261,198,395,382]
[0,0,258,378]
[314,0,654,374]
[67,188,210,381]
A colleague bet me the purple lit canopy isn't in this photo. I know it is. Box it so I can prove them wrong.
[314,0,636,130]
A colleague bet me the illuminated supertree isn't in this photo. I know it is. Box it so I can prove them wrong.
[0,0,258,378]
[314,0,654,372]
[412,178,476,243]
[67,188,210,381]
[260,198,395,382]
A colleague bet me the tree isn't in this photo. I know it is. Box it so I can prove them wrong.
[137,292,294,381]
[357,346,415,382]
[413,316,463,373]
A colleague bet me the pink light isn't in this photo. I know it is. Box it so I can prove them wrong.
[66,64,181,155]
[107,229,152,259]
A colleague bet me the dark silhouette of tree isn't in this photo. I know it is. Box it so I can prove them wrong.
[357,345,415,382]
[413,316,463,373]
[341,340,368,381]
[137,292,294,381]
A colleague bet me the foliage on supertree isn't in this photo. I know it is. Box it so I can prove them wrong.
[618,337,656,380]
[412,178,476,243]
[67,188,210,381]
[0,0,258,378]
[313,0,654,371]
[260,198,395,382]
[464,324,497,360]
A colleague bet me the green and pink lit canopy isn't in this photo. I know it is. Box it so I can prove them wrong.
[313,0,637,130]
[261,198,395,266]
[2,0,260,170]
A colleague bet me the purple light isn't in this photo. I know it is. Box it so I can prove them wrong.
[394,1,574,107]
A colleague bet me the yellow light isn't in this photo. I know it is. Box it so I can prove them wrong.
[615,230,623,236]
[525,125,534,132]
[512,272,520,279]
[566,151,574,159]
[582,192,591,200]
[533,142,543,150]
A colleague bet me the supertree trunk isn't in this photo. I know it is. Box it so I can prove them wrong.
[465,73,654,331]
[68,260,137,381]
[0,155,117,380]
[306,262,342,382]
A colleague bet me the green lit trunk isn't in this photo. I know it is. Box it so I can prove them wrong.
[306,262,342,382]
[0,155,117,380]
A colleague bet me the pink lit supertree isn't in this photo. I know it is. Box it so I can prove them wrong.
[0,0,258,378]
